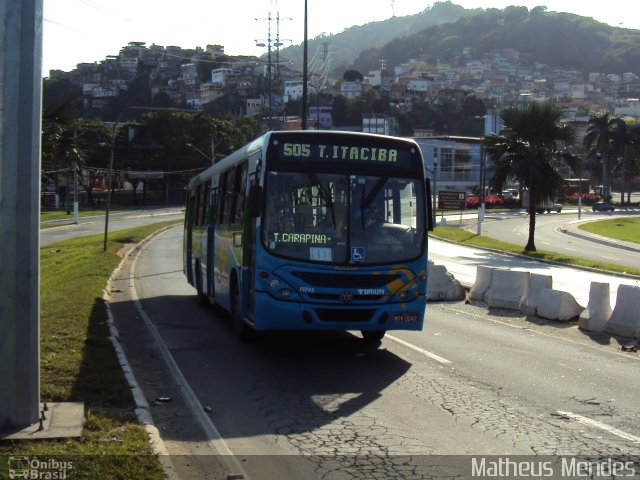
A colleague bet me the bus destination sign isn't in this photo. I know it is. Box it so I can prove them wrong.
[278,142,414,167]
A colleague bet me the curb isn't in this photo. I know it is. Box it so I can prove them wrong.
[103,225,180,480]
[559,223,640,255]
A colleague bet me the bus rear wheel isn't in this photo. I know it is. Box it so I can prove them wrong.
[361,330,385,343]
[231,281,251,341]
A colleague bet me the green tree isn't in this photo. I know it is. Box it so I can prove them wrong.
[483,102,578,252]
[60,119,112,208]
[583,112,619,201]
[342,69,364,82]
[69,119,111,207]
[41,113,111,209]
[615,119,640,204]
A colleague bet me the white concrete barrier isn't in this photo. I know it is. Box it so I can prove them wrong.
[520,273,553,316]
[605,285,640,339]
[578,282,612,332]
[469,266,493,301]
[426,261,466,301]
[484,269,530,310]
[536,288,584,321]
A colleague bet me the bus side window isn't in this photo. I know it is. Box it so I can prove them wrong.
[218,171,228,224]
[232,162,248,224]
[223,168,236,224]
[194,184,203,227]
[200,180,210,226]
[207,186,217,225]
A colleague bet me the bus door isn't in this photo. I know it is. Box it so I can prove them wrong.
[243,171,258,317]
[206,186,217,298]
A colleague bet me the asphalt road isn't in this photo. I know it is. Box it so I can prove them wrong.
[109,226,640,480]
[40,207,184,247]
[475,208,640,271]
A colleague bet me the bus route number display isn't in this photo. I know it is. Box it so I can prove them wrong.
[280,142,411,165]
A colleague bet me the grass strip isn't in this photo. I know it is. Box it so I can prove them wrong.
[578,217,640,244]
[432,225,640,277]
[40,208,138,223]
[0,221,180,479]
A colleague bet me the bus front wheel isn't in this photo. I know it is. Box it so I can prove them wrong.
[361,330,385,343]
[195,264,208,307]
[231,281,251,341]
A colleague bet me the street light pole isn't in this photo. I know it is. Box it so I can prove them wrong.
[477,146,485,235]
[186,143,214,164]
[73,159,79,224]
[578,173,583,220]
[103,119,119,251]
[432,154,438,226]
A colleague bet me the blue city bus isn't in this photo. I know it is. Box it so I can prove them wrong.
[184,130,431,342]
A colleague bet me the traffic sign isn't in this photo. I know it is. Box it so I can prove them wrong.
[438,191,466,210]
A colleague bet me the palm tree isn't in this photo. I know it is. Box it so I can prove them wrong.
[617,120,640,204]
[483,101,578,252]
[583,112,619,201]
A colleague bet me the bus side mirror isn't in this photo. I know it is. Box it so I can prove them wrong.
[248,185,263,217]
[425,178,434,231]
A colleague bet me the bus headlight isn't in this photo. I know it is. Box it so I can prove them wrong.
[260,275,299,301]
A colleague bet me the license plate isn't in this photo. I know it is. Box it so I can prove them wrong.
[393,312,419,323]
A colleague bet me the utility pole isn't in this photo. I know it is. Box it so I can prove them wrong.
[0,0,43,432]
[256,9,274,129]
[301,0,308,130]
[73,131,79,224]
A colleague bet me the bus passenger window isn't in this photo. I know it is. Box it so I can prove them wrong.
[223,168,236,224]
[233,163,248,224]
[217,171,228,223]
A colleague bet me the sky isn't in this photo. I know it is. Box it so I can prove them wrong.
[43,0,639,74]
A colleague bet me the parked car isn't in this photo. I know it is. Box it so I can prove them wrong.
[592,202,615,212]
[521,191,562,213]
[535,202,562,214]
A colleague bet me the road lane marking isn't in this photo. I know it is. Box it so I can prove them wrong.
[446,305,640,362]
[557,411,640,443]
[386,334,451,364]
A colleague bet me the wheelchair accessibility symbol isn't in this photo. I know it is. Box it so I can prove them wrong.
[351,247,365,263]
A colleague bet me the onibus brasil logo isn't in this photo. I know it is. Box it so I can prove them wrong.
[7,457,73,479]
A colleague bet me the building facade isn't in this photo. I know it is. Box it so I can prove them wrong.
[415,136,483,195]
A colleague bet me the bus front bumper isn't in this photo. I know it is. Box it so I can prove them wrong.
[251,292,425,331]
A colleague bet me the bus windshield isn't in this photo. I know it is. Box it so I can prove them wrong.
[262,171,425,265]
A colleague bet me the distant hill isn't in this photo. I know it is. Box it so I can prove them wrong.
[352,6,640,74]
[279,1,478,75]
